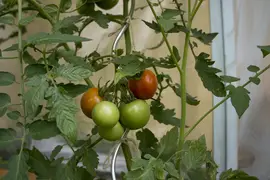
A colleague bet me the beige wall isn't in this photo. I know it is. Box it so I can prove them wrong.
[0,0,213,148]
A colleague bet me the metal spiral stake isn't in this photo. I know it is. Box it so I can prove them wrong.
[110,0,135,179]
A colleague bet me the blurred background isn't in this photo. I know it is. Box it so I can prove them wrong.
[0,0,270,179]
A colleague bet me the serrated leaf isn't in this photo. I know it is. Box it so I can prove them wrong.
[4,152,29,180]
[249,77,260,85]
[57,50,92,69]
[24,75,49,115]
[90,11,110,28]
[150,101,181,127]
[7,111,21,120]
[0,93,11,108]
[191,28,218,45]
[157,17,178,32]
[0,71,15,86]
[230,86,250,118]
[0,15,14,25]
[247,65,260,72]
[53,15,82,33]
[58,83,88,97]
[158,127,178,161]
[161,9,180,19]
[0,128,17,147]
[165,162,179,178]
[19,14,36,26]
[50,145,63,160]
[24,64,47,78]
[26,32,91,45]
[136,128,159,157]
[220,169,258,180]
[59,0,72,12]
[258,45,270,58]
[81,148,99,176]
[195,53,226,97]
[28,120,60,140]
[23,51,36,64]
[38,4,58,19]
[220,75,240,83]
[56,64,92,81]
[171,83,200,106]
[142,20,161,33]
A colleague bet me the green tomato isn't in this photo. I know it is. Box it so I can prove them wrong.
[98,122,124,141]
[96,0,119,10]
[120,100,150,130]
[76,0,95,16]
[91,101,120,128]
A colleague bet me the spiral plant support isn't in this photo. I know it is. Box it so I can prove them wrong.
[110,0,135,179]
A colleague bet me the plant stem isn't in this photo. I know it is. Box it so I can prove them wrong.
[185,63,270,137]
[146,0,182,76]
[124,0,132,54]
[121,143,132,171]
[89,137,103,148]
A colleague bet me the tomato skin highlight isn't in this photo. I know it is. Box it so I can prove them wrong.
[91,101,120,128]
[96,0,119,10]
[98,122,124,141]
[80,88,102,118]
[128,70,158,100]
[120,100,151,130]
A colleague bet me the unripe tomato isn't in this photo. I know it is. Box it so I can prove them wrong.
[98,122,124,141]
[128,70,158,100]
[80,88,102,118]
[120,100,150,130]
[96,0,119,10]
[91,101,120,128]
[76,0,95,15]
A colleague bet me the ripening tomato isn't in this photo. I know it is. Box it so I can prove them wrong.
[98,122,124,141]
[96,0,119,10]
[80,88,102,118]
[120,100,150,130]
[76,0,95,15]
[128,70,158,100]
[91,101,120,128]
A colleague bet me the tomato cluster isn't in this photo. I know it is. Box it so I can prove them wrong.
[76,0,119,15]
[80,69,157,141]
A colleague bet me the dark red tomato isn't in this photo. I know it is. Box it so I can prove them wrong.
[128,70,158,100]
[80,88,102,118]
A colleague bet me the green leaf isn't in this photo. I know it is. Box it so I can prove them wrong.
[90,11,110,29]
[0,92,9,117]
[0,15,14,25]
[56,64,92,81]
[58,83,88,97]
[158,127,178,161]
[57,50,92,69]
[136,128,159,157]
[28,120,61,140]
[165,162,179,179]
[38,4,58,19]
[0,128,17,147]
[220,75,240,83]
[81,148,99,176]
[4,152,29,180]
[171,83,200,106]
[142,20,161,33]
[150,101,181,127]
[258,45,270,58]
[0,71,15,86]
[19,14,36,26]
[247,65,260,73]
[59,0,72,12]
[26,32,91,45]
[191,28,218,45]
[3,41,26,51]
[7,111,21,120]
[24,75,49,115]
[249,77,260,85]
[24,64,47,78]
[53,15,82,33]
[157,17,178,32]
[50,145,63,160]
[229,86,250,118]
[161,9,180,19]
[23,51,36,64]
[195,52,226,97]
[220,169,258,180]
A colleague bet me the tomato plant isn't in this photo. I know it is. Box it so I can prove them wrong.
[120,99,150,129]
[128,69,158,100]
[80,88,102,118]
[0,0,268,179]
